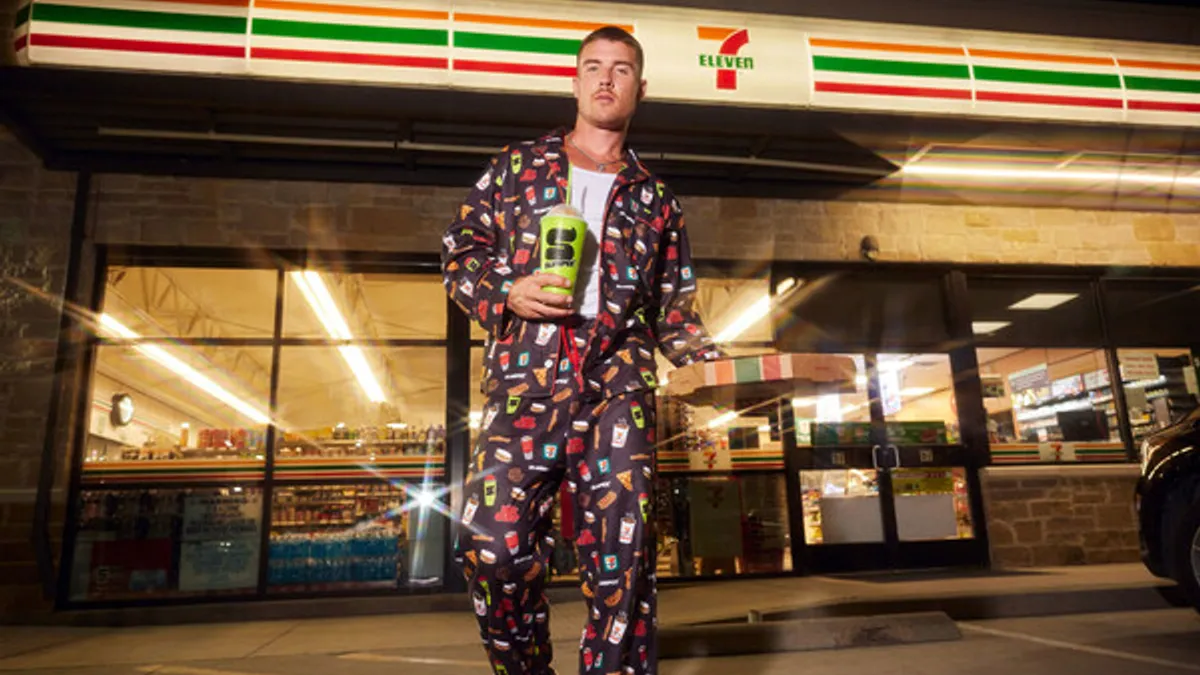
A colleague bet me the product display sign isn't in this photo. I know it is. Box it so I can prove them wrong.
[1009,364,1051,394]
[178,492,262,592]
[1121,352,1161,382]
[981,374,1006,399]
[892,469,956,496]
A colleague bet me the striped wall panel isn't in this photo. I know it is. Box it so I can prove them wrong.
[24,0,250,74]
[249,0,451,85]
[968,48,1124,123]
[450,13,633,85]
[13,0,32,64]
[809,38,973,115]
[1121,57,1200,123]
[81,460,266,484]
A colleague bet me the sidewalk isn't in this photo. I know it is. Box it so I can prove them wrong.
[0,564,1182,672]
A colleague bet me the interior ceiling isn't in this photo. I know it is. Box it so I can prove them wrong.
[4,65,1200,208]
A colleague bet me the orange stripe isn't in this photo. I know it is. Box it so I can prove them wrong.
[1120,58,1200,73]
[454,12,631,33]
[697,26,737,42]
[149,0,251,6]
[809,37,963,57]
[256,0,448,20]
[969,48,1112,66]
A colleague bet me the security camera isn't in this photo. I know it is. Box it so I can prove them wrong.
[860,235,880,262]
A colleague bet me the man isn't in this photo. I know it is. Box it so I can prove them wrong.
[442,26,721,675]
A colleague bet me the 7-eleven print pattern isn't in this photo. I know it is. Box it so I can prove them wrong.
[457,384,658,675]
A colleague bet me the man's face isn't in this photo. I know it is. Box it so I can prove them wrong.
[573,39,646,132]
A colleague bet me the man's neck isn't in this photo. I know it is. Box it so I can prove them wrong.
[568,122,626,164]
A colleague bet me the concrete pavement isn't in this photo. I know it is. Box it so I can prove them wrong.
[0,564,1189,673]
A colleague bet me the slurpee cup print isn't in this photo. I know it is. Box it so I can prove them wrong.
[536,324,555,346]
[505,530,520,555]
[484,476,498,506]
[597,457,611,475]
[631,402,645,429]
[507,396,521,415]
[543,443,558,460]
[640,368,657,387]
[506,615,518,633]
[499,352,511,371]
[510,151,522,174]
[525,185,536,204]
[603,554,619,572]
[539,204,587,296]
[639,493,650,522]
[578,460,592,482]
[463,494,479,526]
[613,419,630,448]
[521,436,534,460]
[481,579,492,605]
[609,611,629,644]
[473,591,487,616]
[620,513,636,545]
[583,648,593,668]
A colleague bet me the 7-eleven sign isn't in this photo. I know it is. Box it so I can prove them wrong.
[697,27,752,90]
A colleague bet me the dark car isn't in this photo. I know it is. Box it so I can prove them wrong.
[1136,406,1200,614]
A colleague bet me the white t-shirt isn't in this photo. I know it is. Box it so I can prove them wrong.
[568,166,617,319]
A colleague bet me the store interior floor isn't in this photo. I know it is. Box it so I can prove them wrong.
[0,564,1178,672]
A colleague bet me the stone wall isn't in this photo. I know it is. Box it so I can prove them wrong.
[91,174,1200,268]
[0,128,77,616]
[981,466,1141,568]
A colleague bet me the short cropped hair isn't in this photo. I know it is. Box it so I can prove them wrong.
[577,26,644,76]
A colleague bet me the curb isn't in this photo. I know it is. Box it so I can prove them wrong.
[660,611,961,659]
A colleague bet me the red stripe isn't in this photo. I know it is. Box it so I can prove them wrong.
[815,81,972,100]
[977,90,1123,109]
[31,34,243,58]
[1128,99,1200,113]
[454,59,574,77]
[252,47,447,70]
[13,34,28,52]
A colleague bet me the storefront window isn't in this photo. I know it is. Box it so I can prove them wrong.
[1117,348,1200,444]
[69,487,262,601]
[977,348,1123,462]
[283,272,447,339]
[102,267,277,338]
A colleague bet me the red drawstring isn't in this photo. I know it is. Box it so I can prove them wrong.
[563,326,584,389]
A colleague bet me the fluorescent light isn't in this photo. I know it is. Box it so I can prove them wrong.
[900,164,1200,187]
[290,271,387,403]
[792,397,816,408]
[386,422,408,429]
[1009,293,1079,310]
[715,295,771,343]
[180,422,190,429]
[757,424,771,433]
[707,411,739,428]
[855,375,868,386]
[901,387,935,397]
[98,314,271,425]
[973,321,1012,335]
[775,278,797,295]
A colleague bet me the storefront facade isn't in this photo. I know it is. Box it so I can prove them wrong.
[2,0,1200,614]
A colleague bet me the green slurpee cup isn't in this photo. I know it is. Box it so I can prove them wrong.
[539,204,587,296]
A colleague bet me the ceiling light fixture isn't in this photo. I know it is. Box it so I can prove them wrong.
[900,164,1200,188]
[98,314,271,425]
[290,271,387,403]
[1009,293,1079,310]
[972,321,1012,335]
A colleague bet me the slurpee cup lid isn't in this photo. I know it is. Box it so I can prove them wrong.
[546,203,583,220]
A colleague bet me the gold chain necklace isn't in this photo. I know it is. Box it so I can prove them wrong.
[568,133,623,173]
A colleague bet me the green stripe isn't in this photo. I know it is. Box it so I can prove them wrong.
[35,3,246,34]
[812,55,969,80]
[254,18,447,46]
[15,3,31,29]
[1124,74,1200,95]
[974,65,1120,89]
[86,467,261,475]
[454,31,579,56]
[734,357,762,384]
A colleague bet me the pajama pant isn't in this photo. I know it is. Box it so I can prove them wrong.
[456,382,658,675]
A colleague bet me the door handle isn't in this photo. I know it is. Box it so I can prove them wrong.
[871,444,882,471]
[888,444,902,469]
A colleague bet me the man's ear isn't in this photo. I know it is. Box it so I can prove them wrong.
[638,79,647,102]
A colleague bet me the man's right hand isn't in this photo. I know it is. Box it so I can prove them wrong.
[507,273,574,320]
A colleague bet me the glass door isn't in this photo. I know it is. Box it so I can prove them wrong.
[789,352,983,572]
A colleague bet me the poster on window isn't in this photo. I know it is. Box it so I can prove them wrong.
[178,492,262,592]
[687,479,744,559]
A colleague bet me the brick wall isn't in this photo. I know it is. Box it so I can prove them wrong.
[91,174,1200,268]
[0,127,77,616]
[981,466,1141,567]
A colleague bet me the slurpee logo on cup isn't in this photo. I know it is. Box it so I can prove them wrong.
[539,204,587,296]
[506,395,521,415]
[631,402,645,429]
